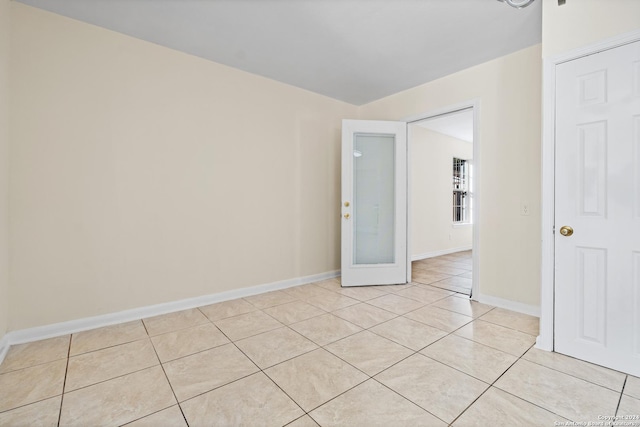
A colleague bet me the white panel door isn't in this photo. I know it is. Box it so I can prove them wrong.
[341,120,408,287]
[555,40,640,376]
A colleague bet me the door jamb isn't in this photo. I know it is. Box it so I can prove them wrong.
[538,29,640,351]
[402,100,481,300]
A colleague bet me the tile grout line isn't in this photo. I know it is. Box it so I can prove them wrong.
[174,370,261,408]
[178,318,265,397]
[67,336,149,359]
[357,311,536,426]
[144,321,213,340]
[196,305,261,324]
[239,325,320,371]
[0,347,72,416]
[306,319,440,419]
[615,376,628,416]
[371,377,449,425]
[287,311,366,346]
[321,336,417,379]
[363,322,442,353]
[480,342,593,424]
[291,370,371,418]
[322,302,497,425]
[444,325,535,358]
[302,377,371,420]
[60,364,166,395]
[56,335,72,427]
[329,302,486,383]
[221,323,309,422]
[521,355,627,393]
[255,304,420,421]
[140,318,190,427]
[258,366,308,421]
[0,355,70,376]
[447,342,537,425]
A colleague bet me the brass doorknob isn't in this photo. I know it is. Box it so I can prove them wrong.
[559,226,573,237]
[344,213,350,219]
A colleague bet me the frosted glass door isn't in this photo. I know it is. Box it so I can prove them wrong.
[353,134,396,265]
[341,120,407,287]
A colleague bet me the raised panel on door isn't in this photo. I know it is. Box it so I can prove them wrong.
[555,40,640,376]
[577,121,607,217]
[575,247,607,346]
[635,116,640,219]
[634,252,640,358]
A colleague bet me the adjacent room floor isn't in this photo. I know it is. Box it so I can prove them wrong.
[0,275,638,426]
[412,250,472,295]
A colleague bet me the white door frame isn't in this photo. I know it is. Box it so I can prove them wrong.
[538,29,640,351]
[402,99,481,300]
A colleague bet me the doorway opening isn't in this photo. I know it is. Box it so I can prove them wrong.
[407,105,478,298]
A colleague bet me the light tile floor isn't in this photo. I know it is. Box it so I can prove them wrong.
[1,253,639,426]
[412,251,473,295]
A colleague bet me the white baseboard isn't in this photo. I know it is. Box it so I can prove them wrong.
[411,246,472,261]
[0,333,9,366]
[535,335,553,351]
[476,293,540,317]
[0,269,340,363]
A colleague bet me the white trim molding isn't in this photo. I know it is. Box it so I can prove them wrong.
[0,334,9,366]
[0,269,339,364]
[539,29,640,352]
[403,99,481,301]
[477,293,540,318]
[411,246,473,262]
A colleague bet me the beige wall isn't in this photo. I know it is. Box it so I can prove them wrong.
[360,45,542,307]
[5,4,549,332]
[542,0,640,58]
[9,4,357,330]
[0,0,10,338]
[411,127,472,258]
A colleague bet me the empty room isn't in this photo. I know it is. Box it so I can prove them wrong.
[0,0,639,425]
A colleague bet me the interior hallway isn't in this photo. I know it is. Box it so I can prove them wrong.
[0,276,638,426]
[412,250,472,295]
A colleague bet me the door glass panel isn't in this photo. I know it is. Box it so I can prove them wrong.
[353,133,396,265]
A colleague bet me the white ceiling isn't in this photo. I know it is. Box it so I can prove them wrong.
[415,109,474,143]
[16,0,542,105]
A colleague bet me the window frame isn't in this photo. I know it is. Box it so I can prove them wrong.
[452,157,470,225]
